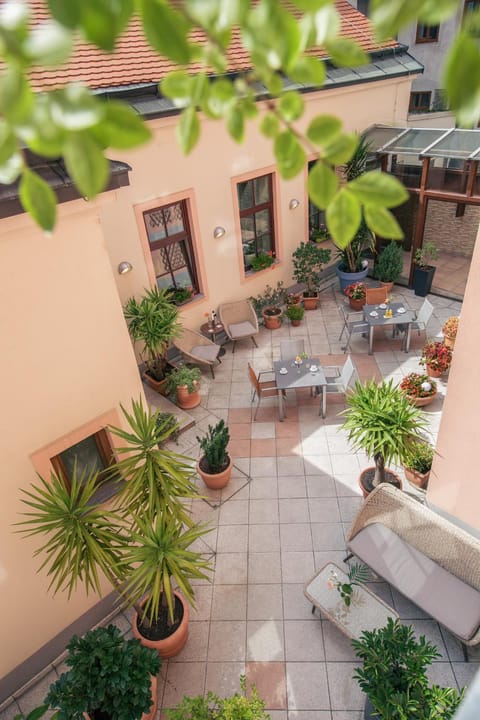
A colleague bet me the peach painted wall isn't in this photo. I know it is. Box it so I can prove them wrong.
[427,225,480,531]
[0,199,145,676]
[102,76,413,331]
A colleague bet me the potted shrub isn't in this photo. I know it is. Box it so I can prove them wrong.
[309,222,330,244]
[343,282,366,310]
[44,625,161,720]
[341,379,428,497]
[18,399,213,659]
[164,676,269,720]
[292,241,331,310]
[168,285,193,305]
[166,366,202,409]
[250,251,275,272]
[374,240,403,292]
[196,419,232,489]
[286,290,302,306]
[352,618,464,720]
[442,315,459,349]
[402,440,434,489]
[420,340,452,378]
[124,287,181,393]
[285,302,305,326]
[413,241,439,297]
[249,281,287,319]
[262,304,283,330]
[399,372,437,407]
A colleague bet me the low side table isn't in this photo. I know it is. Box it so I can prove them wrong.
[200,322,228,356]
[304,562,398,640]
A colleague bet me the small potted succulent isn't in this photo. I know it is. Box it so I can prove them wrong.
[413,241,439,297]
[402,440,434,489]
[399,372,437,407]
[420,340,452,378]
[196,419,232,489]
[344,282,366,310]
[442,316,459,349]
[292,241,331,310]
[166,366,202,409]
[285,303,305,326]
[374,240,403,292]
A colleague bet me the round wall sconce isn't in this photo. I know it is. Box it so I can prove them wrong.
[118,261,133,275]
[213,226,226,239]
[289,198,300,210]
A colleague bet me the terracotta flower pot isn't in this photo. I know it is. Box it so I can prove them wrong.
[426,364,443,378]
[403,465,430,490]
[133,592,190,659]
[176,381,201,409]
[380,281,394,293]
[197,454,233,489]
[443,334,455,349]
[358,467,402,498]
[290,319,302,327]
[142,372,168,395]
[303,293,319,311]
[404,389,437,407]
[262,307,282,329]
[349,297,365,311]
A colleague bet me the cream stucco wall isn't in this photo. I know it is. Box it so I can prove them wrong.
[0,199,145,676]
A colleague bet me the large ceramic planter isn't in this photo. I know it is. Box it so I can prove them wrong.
[83,677,158,720]
[336,263,369,293]
[358,467,402,498]
[133,592,190,659]
[413,265,435,297]
[303,293,319,311]
[425,364,443,379]
[197,454,233,489]
[262,307,282,329]
[404,389,437,407]
[176,381,201,409]
[403,465,430,490]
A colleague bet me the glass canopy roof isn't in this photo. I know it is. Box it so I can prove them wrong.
[365,125,480,160]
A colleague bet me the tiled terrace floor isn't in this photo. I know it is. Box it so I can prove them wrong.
[3,283,477,720]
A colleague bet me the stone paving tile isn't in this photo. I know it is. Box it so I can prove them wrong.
[245,661,287,709]
[286,662,330,710]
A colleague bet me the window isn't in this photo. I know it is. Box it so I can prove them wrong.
[51,430,121,503]
[143,200,198,295]
[237,174,276,271]
[416,24,439,42]
[409,92,432,113]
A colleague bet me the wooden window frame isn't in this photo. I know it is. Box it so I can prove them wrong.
[238,173,276,269]
[416,23,439,43]
[409,91,432,113]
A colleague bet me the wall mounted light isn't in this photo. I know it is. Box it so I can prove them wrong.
[289,198,300,210]
[117,261,133,275]
[213,226,226,239]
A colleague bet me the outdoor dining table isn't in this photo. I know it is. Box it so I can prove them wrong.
[363,302,416,355]
[273,358,327,421]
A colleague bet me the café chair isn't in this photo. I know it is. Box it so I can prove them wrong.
[219,299,259,352]
[338,305,369,353]
[280,339,305,360]
[173,328,222,379]
[365,286,389,305]
[247,363,279,420]
[318,355,356,415]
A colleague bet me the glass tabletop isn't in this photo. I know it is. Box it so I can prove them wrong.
[274,358,326,389]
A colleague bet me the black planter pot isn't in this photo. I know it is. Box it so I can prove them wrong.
[364,697,375,719]
[413,265,435,297]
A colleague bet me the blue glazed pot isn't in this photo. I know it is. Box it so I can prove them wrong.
[336,263,369,293]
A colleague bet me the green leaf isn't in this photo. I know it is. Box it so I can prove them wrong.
[278,91,304,122]
[0,151,23,184]
[206,78,235,117]
[364,206,404,239]
[326,188,361,248]
[325,37,368,67]
[306,114,342,146]
[47,0,82,28]
[24,21,73,66]
[50,85,103,130]
[308,161,339,210]
[290,0,332,9]
[288,56,326,86]
[17,96,66,157]
[79,0,133,51]
[141,0,191,64]
[64,132,109,198]
[90,101,151,149]
[323,133,358,165]
[347,170,409,208]
[177,106,200,153]
[370,0,457,41]
[0,67,35,123]
[19,168,57,232]
[0,120,16,164]
[226,105,245,143]
[161,70,193,103]
[443,33,480,127]
[313,5,340,44]
[274,130,306,179]
[259,112,280,139]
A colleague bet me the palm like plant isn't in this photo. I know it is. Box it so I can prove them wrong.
[341,379,428,487]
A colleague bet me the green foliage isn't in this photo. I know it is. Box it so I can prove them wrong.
[165,676,269,720]
[250,252,275,271]
[292,241,331,294]
[166,365,202,394]
[329,562,369,607]
[352,618,464,720]
[155,411,181,444]
[45,625,160,720]
[285,303,305,322]
[124,287,181,381]
[341,379,428,487]
[14,706,57,720]
[169,285,193,304]
[249,281,288,317]
[414,241,439,268]
[197,419,230,473]
[374,240,403,283]
[404,440,434,474]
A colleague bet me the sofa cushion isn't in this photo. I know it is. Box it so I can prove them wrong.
[348,523,480,641]
[191,345,219,363]
[228,320,256,339]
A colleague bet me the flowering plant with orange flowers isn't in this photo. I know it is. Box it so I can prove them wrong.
[344,282,366,300]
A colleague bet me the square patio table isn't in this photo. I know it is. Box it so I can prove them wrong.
[363,302,415,355]
[304,562,399,640]
[273,358,326,421]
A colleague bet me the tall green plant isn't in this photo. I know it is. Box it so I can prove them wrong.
[197,419,230,473]
[374,240,403,283]
[341,379,428,487]
[292,241,331,295]
[124,287,181,381]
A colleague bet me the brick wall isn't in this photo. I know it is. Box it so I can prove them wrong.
[424,200,480,258]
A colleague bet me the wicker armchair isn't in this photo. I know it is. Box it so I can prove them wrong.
[218,300,259,352]
[173,328,222,378]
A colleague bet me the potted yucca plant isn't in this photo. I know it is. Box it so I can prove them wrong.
[196,419,232,489]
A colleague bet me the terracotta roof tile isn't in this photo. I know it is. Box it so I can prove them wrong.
[23,0,397,91]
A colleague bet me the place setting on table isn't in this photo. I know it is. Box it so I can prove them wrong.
[363,297,416,354]
[273,353,327,421]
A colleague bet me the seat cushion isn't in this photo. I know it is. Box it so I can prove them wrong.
[191,345,219,363]
[348,523,480,641]
[229,321,256,339]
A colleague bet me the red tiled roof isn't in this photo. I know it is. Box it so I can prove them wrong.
[25,0,397,91]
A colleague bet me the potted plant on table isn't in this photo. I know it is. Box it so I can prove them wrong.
[413,241,439,297]
[292,241,331,310]
[124,287,181,393]
[374,240,403,292]
[442,316,459,349]
[341,379,428,497]
[166,366,202,409]
[285,302,305,326]
[402,440,434,489]
[196,419,232,489]
[344,282,366,311]
[420,340,452,378]
[399,372,437,407]
[44,625,161,720]
[352,618,464,720]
